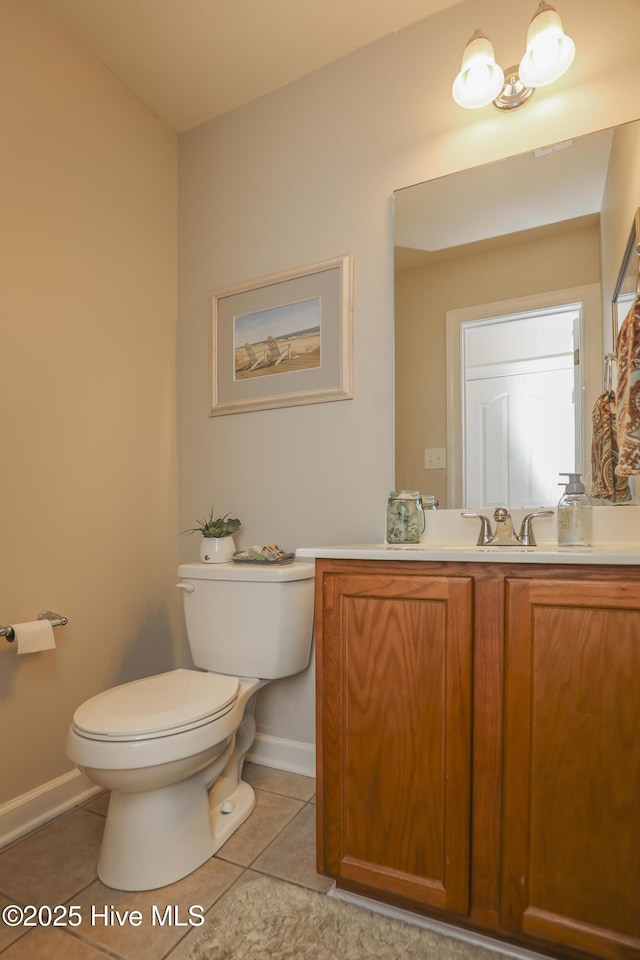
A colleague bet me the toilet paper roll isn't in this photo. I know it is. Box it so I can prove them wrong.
[14,620,56,655]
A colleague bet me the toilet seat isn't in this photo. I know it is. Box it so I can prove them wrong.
[72,668,239,742]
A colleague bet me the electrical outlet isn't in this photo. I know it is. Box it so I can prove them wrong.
[424,447,446,470]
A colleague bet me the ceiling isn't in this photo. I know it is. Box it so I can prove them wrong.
[41,0,463,132]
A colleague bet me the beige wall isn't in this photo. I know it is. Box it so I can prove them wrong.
[177,0,640,746]
[395,221,602,501]
[0,0,178,809]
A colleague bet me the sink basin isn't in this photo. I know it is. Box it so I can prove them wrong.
[385,541,538,552]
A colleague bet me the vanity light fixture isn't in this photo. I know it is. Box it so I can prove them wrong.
[452,2,575,112]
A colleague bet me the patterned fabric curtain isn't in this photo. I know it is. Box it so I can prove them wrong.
[590,390,631,501]
[616,295,640,477]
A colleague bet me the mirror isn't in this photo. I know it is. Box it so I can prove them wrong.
[612,206,640,336]
[394,119,640,508]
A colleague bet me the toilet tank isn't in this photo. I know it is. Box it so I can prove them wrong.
[177,560,315,679]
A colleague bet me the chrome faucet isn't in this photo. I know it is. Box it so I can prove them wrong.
[461,508,553,547]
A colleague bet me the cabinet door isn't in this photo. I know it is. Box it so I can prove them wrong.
[319,571,473,914]
[502,577,640,960]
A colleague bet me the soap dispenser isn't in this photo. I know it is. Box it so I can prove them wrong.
[557,473,592,546]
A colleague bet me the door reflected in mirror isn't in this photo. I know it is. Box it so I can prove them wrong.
[394,119,640,508]
[460,304,579,508]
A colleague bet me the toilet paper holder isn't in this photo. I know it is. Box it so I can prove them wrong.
[1,610,68,643]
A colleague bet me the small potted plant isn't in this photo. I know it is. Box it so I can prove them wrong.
[183,506,242,563]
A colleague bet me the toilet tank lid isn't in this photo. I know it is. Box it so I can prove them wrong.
[178,560,315,582]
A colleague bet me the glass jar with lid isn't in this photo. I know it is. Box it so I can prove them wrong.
[386,490,425,543]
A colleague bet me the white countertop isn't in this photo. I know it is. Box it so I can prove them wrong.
[296,506,640,565]
[296,542,640,564]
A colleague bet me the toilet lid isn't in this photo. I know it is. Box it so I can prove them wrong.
[73,668,239,741]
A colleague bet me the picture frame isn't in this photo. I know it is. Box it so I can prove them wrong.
[210,253,353,416]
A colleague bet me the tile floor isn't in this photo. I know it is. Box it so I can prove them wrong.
[0,763,332,960]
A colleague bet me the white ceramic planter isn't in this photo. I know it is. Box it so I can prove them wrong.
[199,536,235,563]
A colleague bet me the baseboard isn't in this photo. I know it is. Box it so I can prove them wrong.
[246,733,316,778]
[0,769,101,850]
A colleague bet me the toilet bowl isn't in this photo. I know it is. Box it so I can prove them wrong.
[66,560,314,891]
[66,668,266,890]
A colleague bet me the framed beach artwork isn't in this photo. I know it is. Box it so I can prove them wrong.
[210,254,353,416]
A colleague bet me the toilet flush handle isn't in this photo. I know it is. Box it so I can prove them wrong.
[176,582,195,593]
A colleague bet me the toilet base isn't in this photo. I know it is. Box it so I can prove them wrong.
[97,774,256,891]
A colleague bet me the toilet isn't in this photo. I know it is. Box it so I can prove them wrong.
[65,559,315,891]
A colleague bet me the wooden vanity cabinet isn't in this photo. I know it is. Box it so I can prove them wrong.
[501,576,640,960]
[316,564,474,914]
[314,558,640,960]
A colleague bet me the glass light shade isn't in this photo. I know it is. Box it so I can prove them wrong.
[518,2,575,87]
[452,31,505,109]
